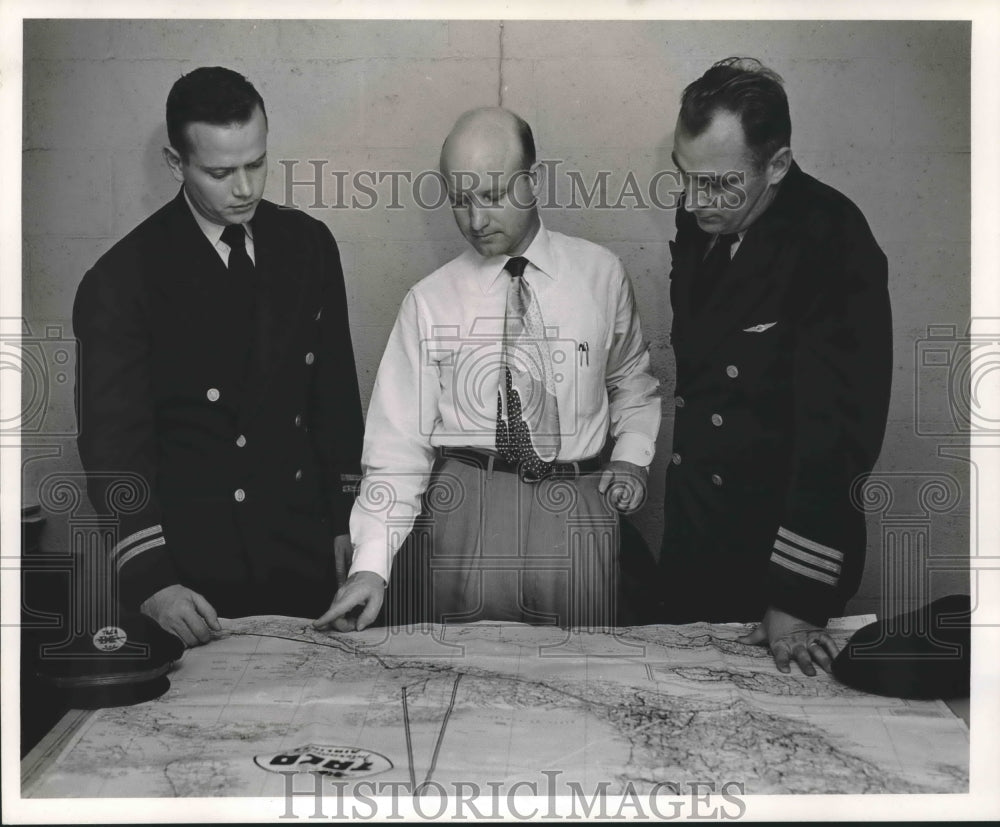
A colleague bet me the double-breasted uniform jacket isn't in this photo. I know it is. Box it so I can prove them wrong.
[73,191,364,617]
[659,162,892,625]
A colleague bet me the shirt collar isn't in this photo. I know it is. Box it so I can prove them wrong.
[479,218,557,292]
[182,188,254,247]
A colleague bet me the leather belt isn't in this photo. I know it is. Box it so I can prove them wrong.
[441,447,601,484]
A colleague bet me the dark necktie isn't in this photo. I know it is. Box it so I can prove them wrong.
[221,223,254,281]
[220,223,264,375]
[691,232,738,313]
[495,255,561,481]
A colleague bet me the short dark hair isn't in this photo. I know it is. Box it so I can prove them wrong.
[166,66,267,158]
[679,57,791,168]
[512,111,536,169]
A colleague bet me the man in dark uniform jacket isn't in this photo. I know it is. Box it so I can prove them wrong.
[658,58,892,675]
[73,67,364,646]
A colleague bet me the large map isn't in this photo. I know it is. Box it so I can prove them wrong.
[22,617,968,799]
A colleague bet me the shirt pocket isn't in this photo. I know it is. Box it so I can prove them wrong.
[547,305,607,418]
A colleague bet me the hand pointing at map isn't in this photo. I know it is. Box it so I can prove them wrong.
[314,571,386,632]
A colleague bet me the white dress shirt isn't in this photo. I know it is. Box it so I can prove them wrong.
[183,189,256,265]
[349,222,661,582]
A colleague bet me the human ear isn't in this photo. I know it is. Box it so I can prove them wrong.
[527,161,546,200]
[162,145,185,183]
[767,146,793,186]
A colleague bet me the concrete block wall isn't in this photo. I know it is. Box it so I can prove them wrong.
[21,19,971,615]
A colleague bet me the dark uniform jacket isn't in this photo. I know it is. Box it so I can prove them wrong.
[73,192,364,617]
[659,162,892,626]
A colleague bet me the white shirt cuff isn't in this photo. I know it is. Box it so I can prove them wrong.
[347,542,394,585]
[610,432,655,468]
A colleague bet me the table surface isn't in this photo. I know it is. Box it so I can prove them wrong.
[21,618,970,799]
[945,696,970,725]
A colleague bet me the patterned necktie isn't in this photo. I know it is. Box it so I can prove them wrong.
[495,256,561,480]
[691,232,738,313]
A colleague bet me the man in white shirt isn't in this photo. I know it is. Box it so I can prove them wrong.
[316,107,660,631]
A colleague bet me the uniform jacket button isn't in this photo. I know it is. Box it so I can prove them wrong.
[305,352,315,365]
[711,413,723,427]
[711,474,723,487]
[294,414,303,427]
[236,434,247,448]
[234,488,246,502]
[294,469,303,482]
[675,396,686,408]
[207,388,220,402]
[726,364,739,378]
[671,452,682,465]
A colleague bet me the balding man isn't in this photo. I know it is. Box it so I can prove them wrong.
[316,108,660,631]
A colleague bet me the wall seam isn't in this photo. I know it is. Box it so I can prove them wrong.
[497,21,505,107]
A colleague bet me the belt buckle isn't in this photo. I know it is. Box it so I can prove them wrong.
[519,462,554,484]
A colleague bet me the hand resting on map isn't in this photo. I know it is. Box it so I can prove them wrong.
[140,583,222,648]
[738,606,840,676]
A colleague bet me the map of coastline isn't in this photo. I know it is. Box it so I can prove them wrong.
[23,617,968,797]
